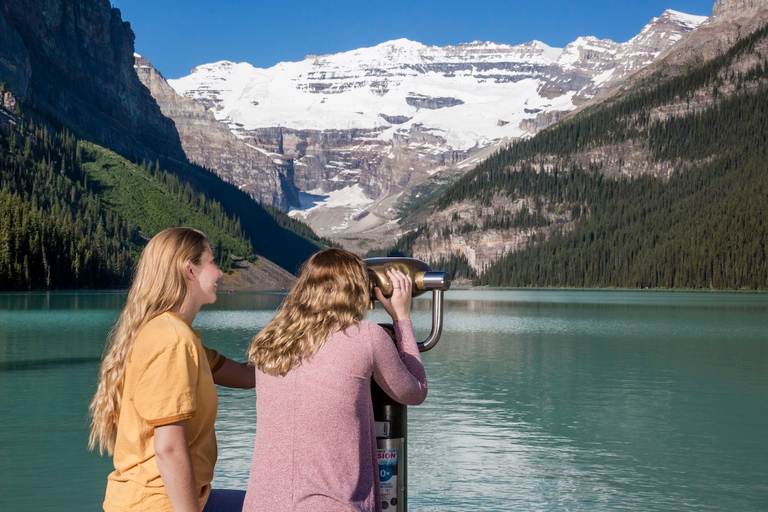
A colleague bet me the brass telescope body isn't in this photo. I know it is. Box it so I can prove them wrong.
[366,257,451,300]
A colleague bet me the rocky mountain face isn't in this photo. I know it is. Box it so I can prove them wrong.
[164,10,704,249]
[713,0,764,17]
[133,56,298,209]
[0,0,330,277]
[0,0,185,166]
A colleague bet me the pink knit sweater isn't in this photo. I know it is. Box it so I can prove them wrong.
[243,319,427,512]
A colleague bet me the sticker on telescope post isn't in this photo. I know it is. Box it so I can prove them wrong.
[377,448,398,510]
[375,421,390,438]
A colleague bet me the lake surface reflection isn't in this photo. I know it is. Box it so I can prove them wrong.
[1,290,767,511]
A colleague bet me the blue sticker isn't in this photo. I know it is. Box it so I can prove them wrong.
[379,464,393,482]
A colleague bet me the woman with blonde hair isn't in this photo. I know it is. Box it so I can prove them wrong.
[243,248,428,512]
[89,227,254,512]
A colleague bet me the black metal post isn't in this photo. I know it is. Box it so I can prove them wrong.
[373,367,407,512]
[365,258,451,512]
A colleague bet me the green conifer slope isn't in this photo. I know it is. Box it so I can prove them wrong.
[0,102,326,290]
[389,23,768,290]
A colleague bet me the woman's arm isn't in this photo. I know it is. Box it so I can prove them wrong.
[154,420,201,512]
[370,319,428,405]
[371,269,428,405]
[212,358,255,388]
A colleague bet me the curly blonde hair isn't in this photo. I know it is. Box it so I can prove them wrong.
[88,227,209,455]
[248,248,369,376]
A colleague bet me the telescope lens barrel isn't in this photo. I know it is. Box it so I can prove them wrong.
[416,271,452,292]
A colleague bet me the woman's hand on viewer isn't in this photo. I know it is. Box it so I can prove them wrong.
[374,269,412,321]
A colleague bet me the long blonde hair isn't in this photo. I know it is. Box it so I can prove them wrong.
[248,248,369,376]
[88,227,210,455]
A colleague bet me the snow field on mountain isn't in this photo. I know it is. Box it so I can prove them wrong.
[169,11,707,155]
[169,39,573,149]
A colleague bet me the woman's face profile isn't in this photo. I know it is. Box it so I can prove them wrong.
[188,243,223,306]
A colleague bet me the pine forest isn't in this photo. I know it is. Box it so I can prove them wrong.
[382,23,768,290]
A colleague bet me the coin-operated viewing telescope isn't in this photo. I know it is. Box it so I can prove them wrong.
[365,257,451,351]
[364,257,451,511]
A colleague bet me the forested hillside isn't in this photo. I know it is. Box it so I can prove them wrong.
[0,96,327,290]
[1,121,137,290]
[384,23,768,290]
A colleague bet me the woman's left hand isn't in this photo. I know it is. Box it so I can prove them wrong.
[212,358,255,389]
[375,268,412,321]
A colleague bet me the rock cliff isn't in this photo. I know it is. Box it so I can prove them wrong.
[133,56,298,209]
[0,0,186,165]
[713,0,764,17]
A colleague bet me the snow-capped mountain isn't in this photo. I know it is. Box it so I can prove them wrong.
[172,10,702,148]
[172,39,564,151]
[163,9,706,248]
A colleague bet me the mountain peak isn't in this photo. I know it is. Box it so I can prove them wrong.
[382,37,421,46]
[660,9,710,29]
[189,60,249,78]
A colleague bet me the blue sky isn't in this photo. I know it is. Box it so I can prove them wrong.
[115,0,716,79]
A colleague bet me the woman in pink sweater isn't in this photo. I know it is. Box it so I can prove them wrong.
[244,249,427,512]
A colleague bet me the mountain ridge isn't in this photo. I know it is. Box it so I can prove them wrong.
[172,10,705,143]
[156,9,705,251]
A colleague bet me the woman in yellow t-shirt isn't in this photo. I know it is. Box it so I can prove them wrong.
[88,227,255,512]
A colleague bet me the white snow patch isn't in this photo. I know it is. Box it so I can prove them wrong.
[244,143,275,156]
[288,184,374,216]
[666,10,708,29]
[592,69,615,85]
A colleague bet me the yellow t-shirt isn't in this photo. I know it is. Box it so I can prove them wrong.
[104,311,224,512]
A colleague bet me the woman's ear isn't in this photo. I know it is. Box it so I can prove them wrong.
[185,261,196,282]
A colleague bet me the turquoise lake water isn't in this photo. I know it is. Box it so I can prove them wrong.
[0,289,766,511]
